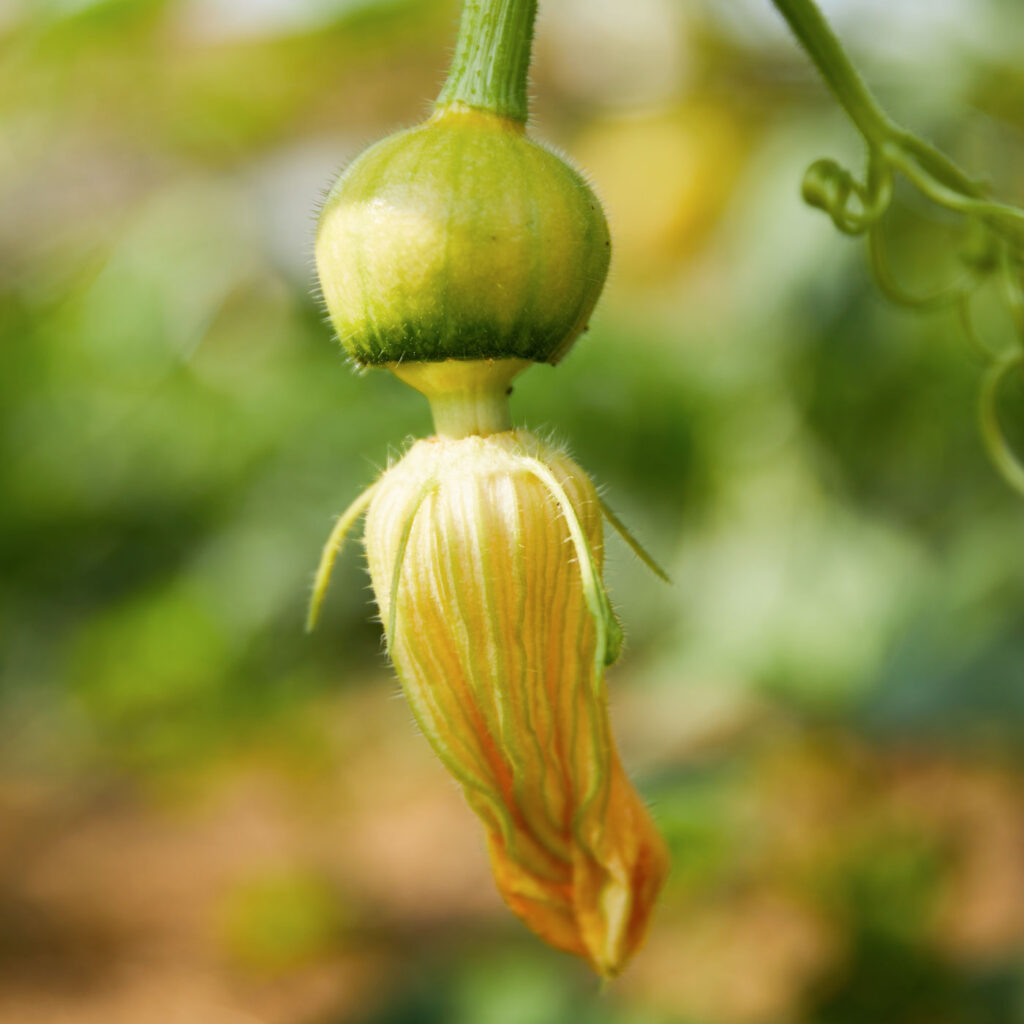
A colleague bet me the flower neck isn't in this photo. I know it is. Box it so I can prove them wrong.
[389,359,530,439]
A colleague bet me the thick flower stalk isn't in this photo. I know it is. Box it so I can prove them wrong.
[308,0,670,975]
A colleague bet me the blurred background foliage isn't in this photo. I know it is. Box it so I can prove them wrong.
[2,0,1024,1021]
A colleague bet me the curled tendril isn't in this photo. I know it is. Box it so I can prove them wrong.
[866,223,969,311]
[979,353,1024,498]
[957,290,1008,363]
[798,108,1024,497]
[801,154,892,235]
[772,0,1024,494]
[998,241,1024,338]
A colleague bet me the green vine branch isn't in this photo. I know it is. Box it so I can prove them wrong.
[771,0,1024,496]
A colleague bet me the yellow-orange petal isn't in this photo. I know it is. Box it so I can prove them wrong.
[363,429,668,975]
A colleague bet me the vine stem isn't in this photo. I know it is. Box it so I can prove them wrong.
[772,0,1024,256]
[769,0,895,146]
[771,0,1024,496]
[436,0,538,123]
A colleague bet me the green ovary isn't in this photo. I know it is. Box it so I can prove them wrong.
[315,108,610,366]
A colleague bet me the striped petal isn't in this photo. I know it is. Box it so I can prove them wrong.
[363,430,668,975]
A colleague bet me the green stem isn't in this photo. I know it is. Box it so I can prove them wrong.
[890,150,1024,248]
[896,133,985,199]
[772,0,1003,214]
[770,0,895,145]
[436,0,538,123]
[772,0,1024,497]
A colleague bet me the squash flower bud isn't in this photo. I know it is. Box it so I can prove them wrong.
[311,410,668,977]
[308,0,668,980]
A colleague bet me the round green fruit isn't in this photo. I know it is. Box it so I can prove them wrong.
[315,107,611,367]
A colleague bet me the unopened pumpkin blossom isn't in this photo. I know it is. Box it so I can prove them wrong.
[308,0,669,976]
